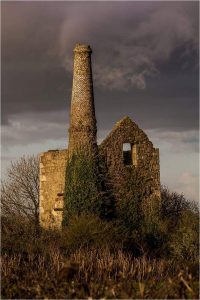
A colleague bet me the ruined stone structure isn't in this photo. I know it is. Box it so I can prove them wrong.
[39,44,161,229]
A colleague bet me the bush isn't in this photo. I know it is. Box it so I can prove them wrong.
[1,214,61,257]
[169,209,199,261]
[160,186,199,261]
[61,213,119,251]
[137,197,169,257]
[1,215,38,254]
[161,186,198,225]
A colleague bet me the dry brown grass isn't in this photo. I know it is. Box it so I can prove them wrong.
[70,248,176,281]
[1,247,199,299]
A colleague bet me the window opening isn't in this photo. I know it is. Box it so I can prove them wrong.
[123,143,132,165]
[123,143,138,166]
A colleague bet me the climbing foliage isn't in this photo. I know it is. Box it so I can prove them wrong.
[63,152,102,226]
[116,168,157,231]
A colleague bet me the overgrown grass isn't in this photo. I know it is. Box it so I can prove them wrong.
[1,215,199,299]
[1,154,199,299]
[1,186,199,299]
[2,245,199,299]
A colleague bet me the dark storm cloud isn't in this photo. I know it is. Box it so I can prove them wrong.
[2,111,68,147]
[1,1,71,124]
[1,1,199,135]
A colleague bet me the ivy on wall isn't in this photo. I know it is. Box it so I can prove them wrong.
[62,152,102,226]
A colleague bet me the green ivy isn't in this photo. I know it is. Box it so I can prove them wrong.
[62,152,102,226]
[117,168,142,231]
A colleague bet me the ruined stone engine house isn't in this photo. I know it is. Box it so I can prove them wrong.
[39,44,161,228]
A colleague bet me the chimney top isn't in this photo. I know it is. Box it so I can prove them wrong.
[74,43,92,53]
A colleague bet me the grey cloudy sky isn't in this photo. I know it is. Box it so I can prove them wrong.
[1,1,199,201]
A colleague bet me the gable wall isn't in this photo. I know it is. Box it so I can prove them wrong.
[99,119,161,202]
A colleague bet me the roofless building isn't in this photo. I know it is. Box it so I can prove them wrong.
[39,44,161,228]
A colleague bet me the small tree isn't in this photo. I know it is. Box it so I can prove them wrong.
[161,186,198,228]
[1,155,39,225]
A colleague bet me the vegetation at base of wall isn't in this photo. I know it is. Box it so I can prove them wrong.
[63,152,103,226]
[61,213,121,251]
[115,168,165,257]
[1,155,199,299]
[1,204,199,299]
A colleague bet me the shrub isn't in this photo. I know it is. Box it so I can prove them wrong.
[1,215,38,255]
[1,214,61,257]
[169,209,199,261]
[138,196,169,257]
[61,213,119,251]
[161,186,198,226]
[160,186,199,260]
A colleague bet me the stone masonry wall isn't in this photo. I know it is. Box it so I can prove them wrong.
[99,116,161,205]
[39,149,68,229]
[39,116,161,228]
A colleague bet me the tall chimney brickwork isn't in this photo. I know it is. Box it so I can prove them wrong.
[68,44,98,157]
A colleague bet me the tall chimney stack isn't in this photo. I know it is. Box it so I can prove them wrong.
[68,44,98,157]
